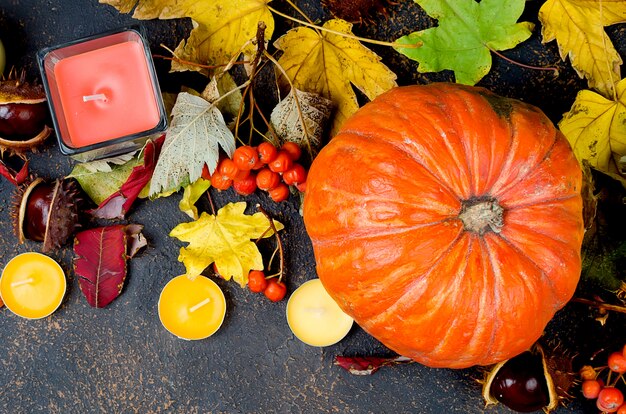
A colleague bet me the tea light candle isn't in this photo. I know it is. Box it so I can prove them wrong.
[158,275,227,340]
[286,279,353,347]
[38,28,167,160]
[0,252,66,319]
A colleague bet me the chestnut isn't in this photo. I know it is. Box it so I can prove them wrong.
[482,342,576,413]
[14,177,83,252]
[0,69,51,157]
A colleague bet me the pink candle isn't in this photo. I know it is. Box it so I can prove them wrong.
[39,29,167,160]
[54,41,160,147]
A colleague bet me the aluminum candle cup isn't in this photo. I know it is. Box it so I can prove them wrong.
[38,28,167,161]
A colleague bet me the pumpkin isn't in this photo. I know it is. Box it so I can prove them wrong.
[302,83,584,369]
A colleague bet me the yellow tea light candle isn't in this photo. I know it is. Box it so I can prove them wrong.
[158,275,226,340]
[0,252,66,319]
[286,279,353,347]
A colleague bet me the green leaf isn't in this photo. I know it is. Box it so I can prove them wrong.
[395,0,534,85]
[68,157,143,205]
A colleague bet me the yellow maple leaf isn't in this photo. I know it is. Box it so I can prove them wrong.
[169,202,283,287]
[274,19,397,135]
[559,77,626,184]
[100,0,274,72]
[539,0,626,98]
[178,178,211,220]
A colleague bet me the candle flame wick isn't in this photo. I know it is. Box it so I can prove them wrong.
[83,93,107,102]
[189,298,211,313]
[11,278,34,287]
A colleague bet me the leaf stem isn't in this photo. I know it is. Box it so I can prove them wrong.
[489,47,559,74]
[571,297,626,314]
[257,204,285,284]
[268,5,418,49]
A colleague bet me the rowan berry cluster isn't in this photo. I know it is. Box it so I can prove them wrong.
[580,345,626,413]
[203,142,307,202]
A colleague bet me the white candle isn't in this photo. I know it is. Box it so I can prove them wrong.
[286,279,353,347]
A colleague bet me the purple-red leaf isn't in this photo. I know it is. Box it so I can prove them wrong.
[334,355,413,375]
[91,135,165,219]
[0,155,29,185]
[73,224,145,308]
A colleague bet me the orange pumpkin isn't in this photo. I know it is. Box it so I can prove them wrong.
[303,83,584,369]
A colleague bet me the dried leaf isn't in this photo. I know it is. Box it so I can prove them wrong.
[558,78,626,185]
[69,156,143,204]
[539,0,626,98]
[395,0,533,85]
[76,151,138,174]
[581,161,598,230]
[334,355,413,375]
[270,88,333,156]
[74,224,146,308]
[91,136,165,219]
[201,73,243,122]
[0,155,28,186]
[100,0,274,73]
[179,178,211,219]
[169,202,283,287]
[149,92,236,196]
[274,19,397,135]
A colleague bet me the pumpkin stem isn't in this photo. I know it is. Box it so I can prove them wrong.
[459,198,504,235]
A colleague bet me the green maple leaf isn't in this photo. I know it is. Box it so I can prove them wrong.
[395,0,534,85]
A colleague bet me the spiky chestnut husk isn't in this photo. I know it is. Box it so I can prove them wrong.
[482,342,576,413]
[0,69,51,159]
[321,0,391,24]
[13,177,83,252]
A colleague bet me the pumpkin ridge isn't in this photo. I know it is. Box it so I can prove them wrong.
[476,235,501,364]
[493,232,558,306]
[504,194,580,212]
[486,120,559,199]
[365,230,467,330]
[309,219,456,245]
[340,127,462,199]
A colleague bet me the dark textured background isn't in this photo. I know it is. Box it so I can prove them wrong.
[0,1,624,413]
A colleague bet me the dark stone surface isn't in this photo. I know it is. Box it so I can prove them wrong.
[0,1,624,413]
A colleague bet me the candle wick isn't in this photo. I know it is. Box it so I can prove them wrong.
[189,298,211,313]
[83,93,108,102]
[11,278,34,287]
[304,307,326,317]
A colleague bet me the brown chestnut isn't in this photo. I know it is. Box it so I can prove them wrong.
[0,69,51,157]
[14,177,83,252]
[482,342,576,413]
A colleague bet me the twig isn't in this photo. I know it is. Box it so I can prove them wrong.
[257,204,285,283]
[572,297,626,314]
[489,48,559,74]
[268,6,421,49]
[206,190,216,216]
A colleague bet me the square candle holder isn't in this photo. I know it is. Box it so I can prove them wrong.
[38,27,168,162]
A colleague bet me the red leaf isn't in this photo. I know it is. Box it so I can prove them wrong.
[0,156,29,186]
[73,224,145,308]
[91,135,165,219]
[334,355,413,375]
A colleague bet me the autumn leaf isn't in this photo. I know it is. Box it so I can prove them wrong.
[201,73,244,123]
[100,0,274,73]
[558,78,626,185]
[91,136,165,219]
[539,0,626,98]
[270,88,333,156]
[149,92,236,196]
[274,19,397,135]
[169,202,283,287]
[179,178,211,220]
[69,154,143,204]
[74,224,147,308]
[395,0,533,85]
